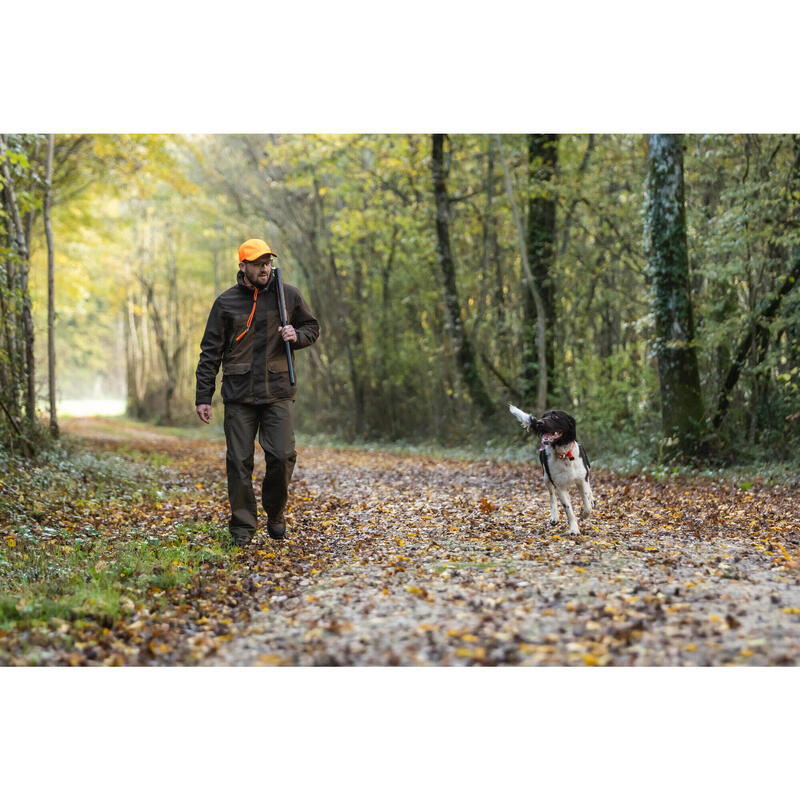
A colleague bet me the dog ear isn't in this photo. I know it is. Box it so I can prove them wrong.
[509,404,532,431]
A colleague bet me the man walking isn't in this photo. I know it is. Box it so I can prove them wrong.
[195,238,320,545]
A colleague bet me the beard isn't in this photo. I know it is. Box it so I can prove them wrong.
[245,268,271,287]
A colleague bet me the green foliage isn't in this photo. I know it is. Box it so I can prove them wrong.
[8,133,800,463]
[0,443,228,627]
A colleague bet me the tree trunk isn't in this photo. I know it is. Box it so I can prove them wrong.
[524,134,558,406]
[493,135,548,412]
[713,135,800,430]
[213,220,222,298]
[431,134,494,418]
[712,254,800,429]
[45,133,59,438]
[645,134,705,457]
[0,134,36,425]
[139,275,180,424]
[380,225,399,438]
[0,214,20,420]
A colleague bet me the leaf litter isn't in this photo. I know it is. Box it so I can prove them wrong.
[2,418,799,666]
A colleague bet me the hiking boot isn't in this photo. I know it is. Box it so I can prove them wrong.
[267,517,286,540]
[231,531,254,547]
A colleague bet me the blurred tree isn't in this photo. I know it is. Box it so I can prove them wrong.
[432,134,494,419]
[524,134,558,408]
[44,133,58,438]
[645,134,705,458]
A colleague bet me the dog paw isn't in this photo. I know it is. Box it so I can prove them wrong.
[549,518,559,526]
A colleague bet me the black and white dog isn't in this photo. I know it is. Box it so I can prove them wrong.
[509,405,594,535]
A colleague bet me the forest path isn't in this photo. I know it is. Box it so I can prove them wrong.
[9,418,794,666]
[211,438,800,666]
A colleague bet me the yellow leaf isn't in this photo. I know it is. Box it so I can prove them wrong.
[461,634,478,643]
[5,537,16,548]
[454,648,474,658]
[685,643,697,652]
[258,654,282,665]
[739,649,754,658]
[582,654,599,666]
[781,607,800,614]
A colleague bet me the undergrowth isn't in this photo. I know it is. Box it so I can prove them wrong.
[0,436,232,631]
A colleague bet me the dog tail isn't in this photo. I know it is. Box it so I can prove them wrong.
[509,404,532,431]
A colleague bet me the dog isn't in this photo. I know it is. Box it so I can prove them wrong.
[509,405,594,535]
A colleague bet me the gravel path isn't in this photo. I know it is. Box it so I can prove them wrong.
[211,447,800,666]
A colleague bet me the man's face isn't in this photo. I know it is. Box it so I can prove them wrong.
[240,255,273,287]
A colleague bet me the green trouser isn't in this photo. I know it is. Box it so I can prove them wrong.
[223,400,296,543]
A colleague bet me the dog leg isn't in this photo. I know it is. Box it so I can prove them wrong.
[547,482,559,525]
[579,479,594,519]
[554,486,580,534]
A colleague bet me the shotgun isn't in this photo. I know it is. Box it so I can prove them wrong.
[273,266,296,386]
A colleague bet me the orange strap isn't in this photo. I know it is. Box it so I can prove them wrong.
[235,287,258,341]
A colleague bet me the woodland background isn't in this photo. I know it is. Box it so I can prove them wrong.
[1,133,799,465]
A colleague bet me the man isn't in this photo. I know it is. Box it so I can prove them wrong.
[195,238,320,545]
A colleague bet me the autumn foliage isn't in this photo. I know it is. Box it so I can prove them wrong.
[2,418,798,666]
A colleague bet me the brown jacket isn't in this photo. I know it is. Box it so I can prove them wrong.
[195,270,320,405]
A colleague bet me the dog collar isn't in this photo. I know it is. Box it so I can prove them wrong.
[556,443,575,461]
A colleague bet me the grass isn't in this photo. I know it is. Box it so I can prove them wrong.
[0,427,233,633]
[0,521,231,628]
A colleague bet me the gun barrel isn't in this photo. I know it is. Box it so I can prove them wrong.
[273,266,296,386]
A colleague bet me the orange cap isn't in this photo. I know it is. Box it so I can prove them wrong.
[238,238,278,264]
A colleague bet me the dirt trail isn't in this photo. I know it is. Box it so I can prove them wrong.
[209,445,800,666]
[14,419,794,666]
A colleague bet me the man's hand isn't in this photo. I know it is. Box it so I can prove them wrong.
[196,404,212,424]
[279,325,297,343]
